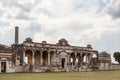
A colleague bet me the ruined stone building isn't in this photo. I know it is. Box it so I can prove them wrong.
[0,26,112,73]
[98,51,111,70]
[0,44,14,73]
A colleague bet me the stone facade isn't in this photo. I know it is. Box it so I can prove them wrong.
[111,64,120,70]
[12,38,99,72]
[0,44,14,73]
[98,51,111,70]
[0,27,113,73]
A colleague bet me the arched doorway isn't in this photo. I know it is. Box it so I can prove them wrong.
[42,51,48,66]
[91,53,98,69]
[76,53,81,64]
[82,53,86,62]
[15,54,20,65]
[59,52,68,69]
[25,50,33,64]
[92,54,97,58]
[71,53,75,65]
[50,51,56,65]
[1,62,6,72]
[34,51,41,65]
[92,53,98,65]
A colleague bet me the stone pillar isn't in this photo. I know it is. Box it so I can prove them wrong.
[68,54,69,63]
[53,52,56,63]
[88,54,92,65]
[6,61,9,73]
[48,52,50,65]
[86,54,88,63]
[32,52,35,65]
[41,52,43,65]
[80,51,83,66]
[23,52,25,64]
[75,53,77,66]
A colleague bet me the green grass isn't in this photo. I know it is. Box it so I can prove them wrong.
[0,70,120,80]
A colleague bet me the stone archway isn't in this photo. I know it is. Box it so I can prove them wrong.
[92,54,97,58]
[82,53,86,62]
[25,50,33,64]
[13,48,24,65]
[34,50,41,65]
[42,51,48,66]
[59,52,68,69]
[87,53,92,65]
[91,53,98,65]
[76,53,81,64]
[71,53,75,65]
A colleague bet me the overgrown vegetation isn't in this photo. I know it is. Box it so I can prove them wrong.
[113,52,120,64]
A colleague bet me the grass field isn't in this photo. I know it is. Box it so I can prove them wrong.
[0,70,120,80]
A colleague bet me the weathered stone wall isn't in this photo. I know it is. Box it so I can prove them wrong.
[110,64,120,70]
[15,66,24,72]
[0,61,14,73]
[99,63,111,70]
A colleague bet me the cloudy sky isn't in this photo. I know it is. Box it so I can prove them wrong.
[0,0,120,63]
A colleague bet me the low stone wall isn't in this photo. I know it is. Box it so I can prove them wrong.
[13,64,120,73]
[15,66,24,72]
[111,64,120,70]
[99,63,111,70]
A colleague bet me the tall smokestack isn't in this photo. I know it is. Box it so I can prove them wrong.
[15,26,19,45]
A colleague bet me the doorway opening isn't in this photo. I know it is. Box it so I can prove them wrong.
[1,62,6,72]
[61,58,65,68]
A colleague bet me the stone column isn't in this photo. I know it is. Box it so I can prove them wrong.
[6,61,9,73]
[75,53,77,66]
[48,52,50,65]
[23,52,25,64]
[68,54,70,63]
[88,54,92,65]
[80,51,83,67]
[53,52,56,63]
[32,52,35,65]
[86,54,88,63]
[41,52,43,65]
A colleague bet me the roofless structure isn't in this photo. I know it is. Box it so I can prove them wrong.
[0,26,112,73]
[11,26,99,72]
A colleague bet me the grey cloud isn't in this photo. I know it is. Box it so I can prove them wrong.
[0,0,14,7]
[73,0,104,12]
[18,23,42,43]
[28,23,42,33]
[15,3,32,13]
[66,23,93,31]
[0,27,14,45]
[38,8,54,17]
[0,10,4,17]
[0,0,41,13]
[0,0,30,12]
[15,12,31,20]
[23,23,42,37]
[105,0,120,19]
[44,28,57,36]
[92,30,120,52]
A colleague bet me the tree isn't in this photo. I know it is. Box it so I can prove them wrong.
[113,52,120,64]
